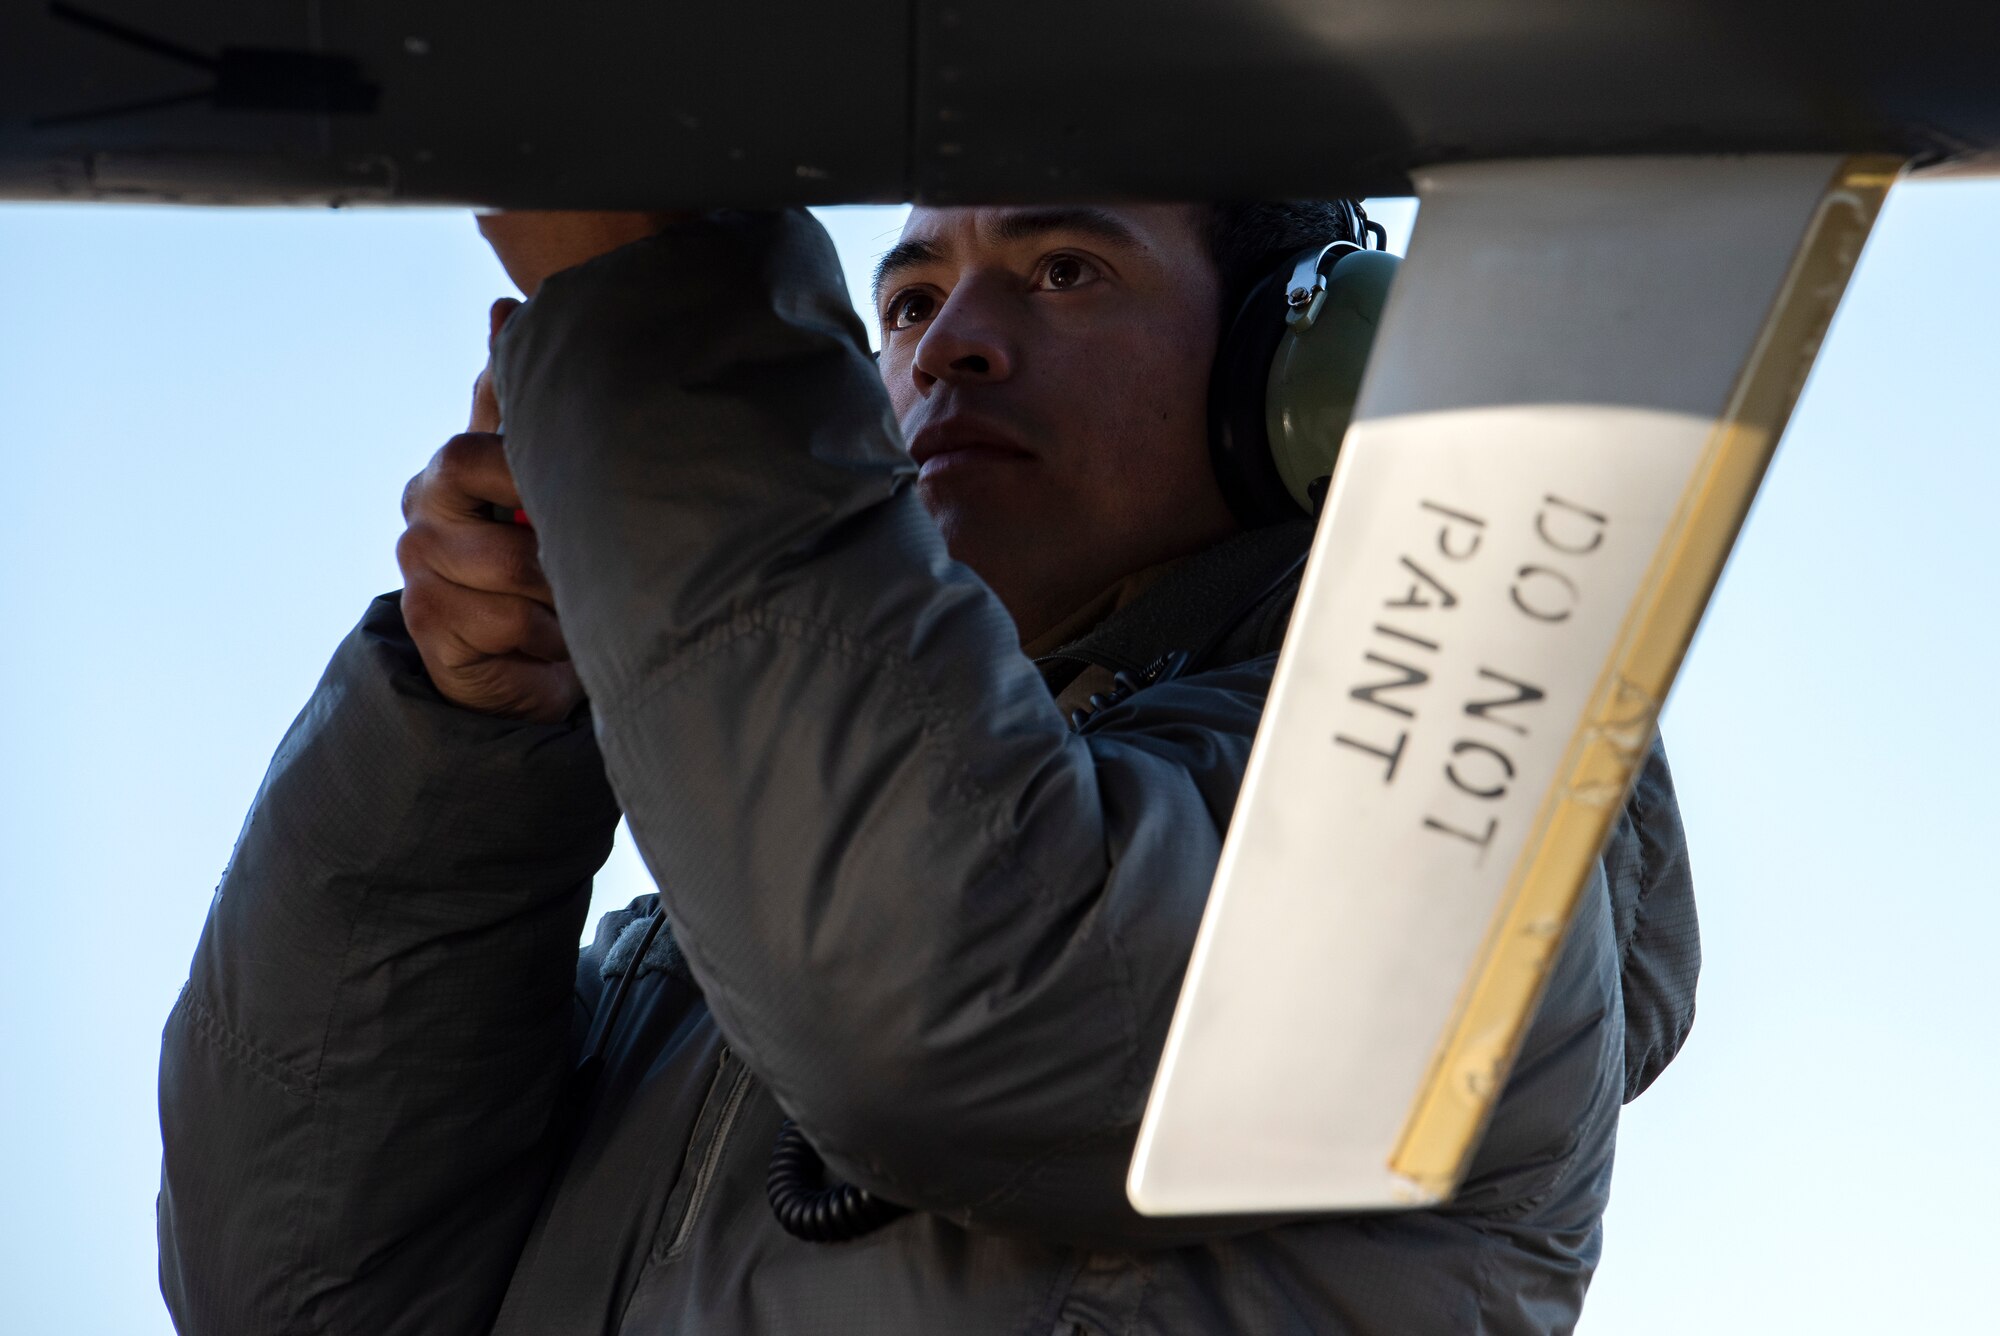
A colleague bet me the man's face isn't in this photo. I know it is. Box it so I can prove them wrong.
[874,204,1238,644]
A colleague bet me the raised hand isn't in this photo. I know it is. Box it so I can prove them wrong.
[475,210,686,297]
[395,298,582,723]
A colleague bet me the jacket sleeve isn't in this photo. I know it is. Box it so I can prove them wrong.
[491,210,1304,1246]
[157,595,620,1333]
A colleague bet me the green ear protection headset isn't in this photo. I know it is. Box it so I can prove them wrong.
[1208,202,1399,527]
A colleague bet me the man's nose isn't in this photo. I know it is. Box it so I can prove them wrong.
[911,286,1016,391]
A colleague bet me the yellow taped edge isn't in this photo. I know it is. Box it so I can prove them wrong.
[1388,155,1902,1196]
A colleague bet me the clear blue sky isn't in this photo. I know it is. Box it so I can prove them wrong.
[0,182,1993,1333]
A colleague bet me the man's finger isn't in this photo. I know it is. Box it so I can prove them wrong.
[423,433,522,514]
[476,211,671,298]
[488,297,521,348]
[442,587,571,664]
[455,657,582,725]
[468,298,522,434]
[408,518,556,606]
[405,573,567,662]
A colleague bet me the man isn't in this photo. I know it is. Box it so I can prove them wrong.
[158,202,1697,1334]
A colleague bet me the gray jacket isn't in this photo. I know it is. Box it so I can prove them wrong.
[158,209,1699,1335]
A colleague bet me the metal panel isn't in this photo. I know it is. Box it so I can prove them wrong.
[0,1,908,204]
[909,0,1997,202]
[1,1,1994,206]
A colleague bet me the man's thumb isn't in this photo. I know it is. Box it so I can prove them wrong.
[468,366,502,434]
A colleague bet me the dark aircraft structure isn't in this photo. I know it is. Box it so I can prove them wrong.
[0,0,1995,207]
[6,0,1995,1212]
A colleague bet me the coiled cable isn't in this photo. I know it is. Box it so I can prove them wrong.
[766,1119,911,1243]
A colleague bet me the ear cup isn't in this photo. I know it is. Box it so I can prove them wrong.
[1208,247,1398,526]
[1264,248,1399,513]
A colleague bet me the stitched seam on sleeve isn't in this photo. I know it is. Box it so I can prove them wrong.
[180,987,317,1099]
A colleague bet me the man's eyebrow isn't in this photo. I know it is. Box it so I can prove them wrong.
[872,237,943,305]
[869,208,1146,305]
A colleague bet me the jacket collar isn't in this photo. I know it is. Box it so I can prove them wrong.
[1032,520,1315,693]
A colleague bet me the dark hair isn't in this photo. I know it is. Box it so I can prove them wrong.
[1204,200,1370,329]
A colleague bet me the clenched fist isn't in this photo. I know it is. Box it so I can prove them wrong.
[475,210,686,297]
[396,298,581,723]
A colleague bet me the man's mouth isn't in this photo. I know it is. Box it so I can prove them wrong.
[907,418,1036,481]
[918,444,1036,481]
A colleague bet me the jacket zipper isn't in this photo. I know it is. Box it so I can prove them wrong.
[1067,649,1192,731]
[657,1047,753,1261]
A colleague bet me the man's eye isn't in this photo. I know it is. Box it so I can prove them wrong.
[886,291,936,330]
[1037,254,1100,291]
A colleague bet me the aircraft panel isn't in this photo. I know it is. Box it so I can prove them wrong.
[1,2,1996,206]
[0,1,909,205]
